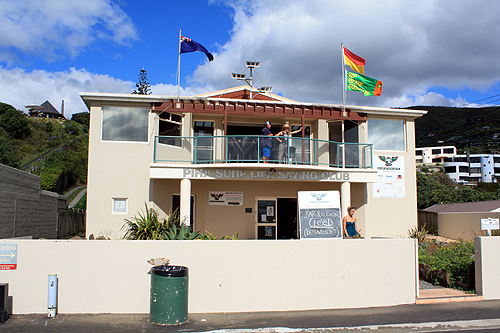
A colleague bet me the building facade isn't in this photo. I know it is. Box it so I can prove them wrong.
[81,87,425,239]
[443,154,500,183]
[415,146,457,164]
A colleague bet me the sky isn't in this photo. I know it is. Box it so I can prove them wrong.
[1,0,500,118]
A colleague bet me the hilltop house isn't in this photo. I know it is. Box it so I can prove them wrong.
[25,100,66,119]
[80,86,426,239]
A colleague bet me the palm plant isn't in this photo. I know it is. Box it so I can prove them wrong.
[122,203,168,240]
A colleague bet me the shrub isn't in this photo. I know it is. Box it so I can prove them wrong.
[1,108,31,139]
[419,240,474,289]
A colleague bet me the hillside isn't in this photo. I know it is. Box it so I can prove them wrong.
[0,103,89,193]
[413,105,500,152]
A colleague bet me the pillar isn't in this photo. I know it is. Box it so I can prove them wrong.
[340,181,351,220]
[180,178,191,226]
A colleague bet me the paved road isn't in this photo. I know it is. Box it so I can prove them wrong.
[68,186,87,207]
[2,300,500,332]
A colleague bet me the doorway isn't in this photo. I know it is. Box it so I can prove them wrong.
[256,197,298,239]
[277,198,298,239]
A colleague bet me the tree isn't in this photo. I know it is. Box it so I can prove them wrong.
[71,112,90,126]
[0,107,31,139]
[0,102,16,115]
[0,135,21,168]
[132,68,152,95]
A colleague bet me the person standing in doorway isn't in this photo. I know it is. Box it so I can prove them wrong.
[261,121,273,163]
[343,206,362,238]
[275,123,301,163]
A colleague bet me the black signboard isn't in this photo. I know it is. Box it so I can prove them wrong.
[299,208,342,239]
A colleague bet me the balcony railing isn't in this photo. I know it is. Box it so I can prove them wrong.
[154,135,373,168]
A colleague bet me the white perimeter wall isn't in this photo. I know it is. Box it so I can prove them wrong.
[2,238,417,314]
[475,236,500,300]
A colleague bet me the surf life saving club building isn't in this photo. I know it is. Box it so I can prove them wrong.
[81,62,425,240]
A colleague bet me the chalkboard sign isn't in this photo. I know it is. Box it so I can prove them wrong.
[298,191,342,239]
[299,208,342,239]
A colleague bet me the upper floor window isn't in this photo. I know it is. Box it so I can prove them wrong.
[432,149,441,154]
[158,112,183,146]
[443,148,455,154]
[102,106,149,142]
[368,119,405,151]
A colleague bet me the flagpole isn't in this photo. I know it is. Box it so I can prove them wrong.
[177,29,182,102]
[341,43,346,116]
[341,43,346,166]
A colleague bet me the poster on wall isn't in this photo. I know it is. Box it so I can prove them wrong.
[373,155,405,198]
[208,191,243,206]
[298,191,342,239]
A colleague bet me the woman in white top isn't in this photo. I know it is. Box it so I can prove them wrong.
[275,123,301,163]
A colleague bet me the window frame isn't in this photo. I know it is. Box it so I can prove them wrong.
[101,105,150,143]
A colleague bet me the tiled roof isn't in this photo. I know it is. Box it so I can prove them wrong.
[423,200,500,213]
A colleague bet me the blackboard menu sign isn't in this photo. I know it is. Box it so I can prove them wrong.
[298,191,342,239]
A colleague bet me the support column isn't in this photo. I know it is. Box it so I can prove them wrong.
[340,181,351,221]
[180,178,191,226]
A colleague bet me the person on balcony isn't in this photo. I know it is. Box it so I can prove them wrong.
[343,206,362,238]
[261,121,273,163]
[275,123,301,163]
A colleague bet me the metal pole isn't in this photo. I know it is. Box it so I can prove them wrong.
[177,29,182,102]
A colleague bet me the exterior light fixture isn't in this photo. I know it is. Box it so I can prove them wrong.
[246,61,260,68]
[231,73,247,80]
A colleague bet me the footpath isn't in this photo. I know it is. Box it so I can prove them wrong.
[2,300,500,332]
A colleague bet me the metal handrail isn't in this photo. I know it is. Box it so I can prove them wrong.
[154,135,373,168]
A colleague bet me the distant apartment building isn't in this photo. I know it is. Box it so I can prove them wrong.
[415,146,500,183]
[443,154,500,183]
[415,146,457,164]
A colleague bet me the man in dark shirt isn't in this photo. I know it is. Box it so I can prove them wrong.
[261,121,273,163]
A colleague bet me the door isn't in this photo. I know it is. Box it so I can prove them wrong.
[256,198,277,239]
[193,121,214,163]
[277,198,298,239]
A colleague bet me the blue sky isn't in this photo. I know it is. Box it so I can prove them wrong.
[1,0,500,118]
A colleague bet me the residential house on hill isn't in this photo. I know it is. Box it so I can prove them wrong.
[26,100,66,119]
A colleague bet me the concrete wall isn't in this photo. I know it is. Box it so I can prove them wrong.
[438,212,498,240]
[86,102,155,239]
[366,118,419,237]
[0,164,60,239]
[474,236,500,300]
[1,238,417,314]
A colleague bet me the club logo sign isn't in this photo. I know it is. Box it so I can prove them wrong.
[378,156,398,167]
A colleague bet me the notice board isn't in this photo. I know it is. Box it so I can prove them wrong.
[298,191,342,239]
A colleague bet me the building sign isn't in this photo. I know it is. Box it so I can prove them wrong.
[209,191,243,206]
[0,244,17,270]
[373,155,405,198]
[298,191,342,239]
[481,218,499,231]
[151,167,378,183]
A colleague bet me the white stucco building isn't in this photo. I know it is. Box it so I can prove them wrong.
[80,86,426,239]
[415,146,457,164]
[443,154,500,183]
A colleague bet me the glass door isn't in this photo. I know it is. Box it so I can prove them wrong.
[256,199,277,239]
[193,121,214,163]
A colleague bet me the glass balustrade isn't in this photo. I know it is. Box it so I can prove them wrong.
[154,135,372,168]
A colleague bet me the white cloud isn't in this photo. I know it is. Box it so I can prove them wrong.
[193,0,500,107]
[0,67,216,119]
[0,0,138,62]
[0,67,133,117]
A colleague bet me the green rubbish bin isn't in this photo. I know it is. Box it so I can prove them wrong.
[150,265,189,325]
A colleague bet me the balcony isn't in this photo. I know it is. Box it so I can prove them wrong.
[154,135,373,169]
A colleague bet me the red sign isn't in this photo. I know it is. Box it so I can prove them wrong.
[0,264,17,270]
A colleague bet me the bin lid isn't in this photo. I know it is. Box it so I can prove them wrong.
[151,265,188,277]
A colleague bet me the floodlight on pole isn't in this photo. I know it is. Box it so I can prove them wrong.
[231,73,247,80]
[258,87,273,93]
[245,61,260,68]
